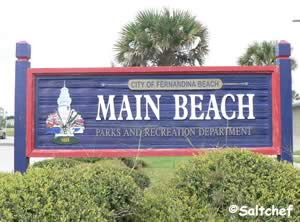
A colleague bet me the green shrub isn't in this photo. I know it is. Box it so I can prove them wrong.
[174,150,300,221]
[126,169,151,190]
[93,160,151,190]
[78,164,143,220]
[120,157,148,169]
[0,173,8,179]
[72,157,106,163]
[94,159,128,169]
[0,165,143,221]
[31,158,82,169]
[135,185,221,222]
[0,169,111,221]
[32,158,151,190]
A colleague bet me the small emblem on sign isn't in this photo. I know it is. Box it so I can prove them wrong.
[46,81,85,144]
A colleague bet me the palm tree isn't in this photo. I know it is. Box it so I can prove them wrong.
[114,8,208,67]
[238,41,298,69]
[238,41,299,102]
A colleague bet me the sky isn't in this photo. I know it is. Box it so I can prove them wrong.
[0,0,300,115]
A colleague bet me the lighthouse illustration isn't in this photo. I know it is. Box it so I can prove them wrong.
[46,81,85,144]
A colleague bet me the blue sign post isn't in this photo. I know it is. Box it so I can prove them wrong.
[276,41,293,163]
[14,42,31,173]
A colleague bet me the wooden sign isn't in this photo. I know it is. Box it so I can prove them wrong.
[14,41,294,173]
[26,66,280,157]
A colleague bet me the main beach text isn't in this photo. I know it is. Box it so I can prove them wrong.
[96,94,255,121]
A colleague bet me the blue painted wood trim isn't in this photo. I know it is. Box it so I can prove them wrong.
[276,41,293,163]
[14,42,31,173]
[35,74,273,149]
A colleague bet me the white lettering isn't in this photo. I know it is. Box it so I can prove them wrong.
[144,95,161,120]
[174,95,188,120]
[118,95,133,120]
[96,95,116,120]
[96,93,256,121]
[189,95,204,120]
[135,95,143,120]
[237,94,255,119]
[221,94,236,120]
[205,94,221,120]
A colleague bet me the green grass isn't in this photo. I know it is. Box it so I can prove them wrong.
[5,128,14,137]
[140,156,192,187]
[140,155,300,187]
[293,150,300,155]
[141,156,192,168]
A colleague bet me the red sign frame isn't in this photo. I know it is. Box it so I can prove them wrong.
[26,66,281,157]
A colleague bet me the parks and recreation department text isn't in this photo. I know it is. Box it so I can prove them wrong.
[95,127,253,137]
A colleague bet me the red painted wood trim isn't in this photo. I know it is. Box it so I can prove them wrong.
[18,58,30,61]
[271,68,281,154]
[26,66,281,157]
[26,69,36,156]
[28,147,278,157]
[275,56,289,60]
[28,66,276,75]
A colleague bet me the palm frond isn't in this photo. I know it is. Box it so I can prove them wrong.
[238,41,297,70]
[114,8,209,66]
